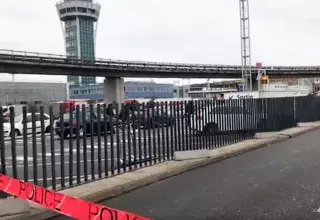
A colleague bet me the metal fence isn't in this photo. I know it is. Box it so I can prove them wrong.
[0,96,318,197]
[295,96,320,122]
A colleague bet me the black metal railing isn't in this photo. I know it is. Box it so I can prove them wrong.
[0,96,319,196]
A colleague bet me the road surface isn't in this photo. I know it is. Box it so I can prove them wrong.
[1,126,248,189]
[51,129,320,219]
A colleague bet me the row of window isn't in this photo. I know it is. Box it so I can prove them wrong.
[81,77,96,85]
[59,7,97,15]
[126,86,171,92]
[79,21,95,60]
[70,86,172,95]
[71,87,102,95]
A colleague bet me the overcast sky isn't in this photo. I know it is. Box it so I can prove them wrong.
[0,0,319,84]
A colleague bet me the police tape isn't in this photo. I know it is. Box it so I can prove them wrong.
[0,174,152,220]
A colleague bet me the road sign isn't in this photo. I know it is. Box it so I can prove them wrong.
[256,62,263,70]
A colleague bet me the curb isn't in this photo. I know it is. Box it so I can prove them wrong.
[285,125,319,138]
[6,126,320,220]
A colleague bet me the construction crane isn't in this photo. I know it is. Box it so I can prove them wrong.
[239,0,252,92]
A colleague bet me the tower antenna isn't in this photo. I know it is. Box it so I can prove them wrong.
[239,0,252,91]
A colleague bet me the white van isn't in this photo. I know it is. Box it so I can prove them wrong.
[189,104,263,134]
[3,113,51,137]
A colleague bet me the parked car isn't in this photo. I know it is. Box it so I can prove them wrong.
[55,109,116,139]
[190,105,260,134]
[3,113,51,137]
[130,108,175,128]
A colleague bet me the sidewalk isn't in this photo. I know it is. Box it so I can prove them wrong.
[95,128,320,220]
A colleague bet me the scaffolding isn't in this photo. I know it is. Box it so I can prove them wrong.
[239,0,252,91]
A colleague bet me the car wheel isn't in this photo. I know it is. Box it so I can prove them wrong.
[45,125,51,133]
[61,132,69,139]
[10,129,20,137]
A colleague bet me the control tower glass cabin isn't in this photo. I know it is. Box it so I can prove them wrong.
[56,0,101,86]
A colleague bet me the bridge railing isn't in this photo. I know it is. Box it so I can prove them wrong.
[0,49,67,60]
[0,49,244,72]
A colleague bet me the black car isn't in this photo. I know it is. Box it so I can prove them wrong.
[130,108,175,128]
[55,109,116,139]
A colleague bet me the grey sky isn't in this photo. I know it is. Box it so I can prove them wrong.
[0,0,319,84]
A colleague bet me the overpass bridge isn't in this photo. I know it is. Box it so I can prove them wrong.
[1,49,320,78]
[1,49,320,103]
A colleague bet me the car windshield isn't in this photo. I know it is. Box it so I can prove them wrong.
[63,113,77,120]
[14,115,23,123]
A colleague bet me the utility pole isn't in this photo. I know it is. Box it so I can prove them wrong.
[239,0,252,92]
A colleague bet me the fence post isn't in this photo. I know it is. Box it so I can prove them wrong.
[293,96,296,124]
[9,107,17,179]
[0,106,8,199]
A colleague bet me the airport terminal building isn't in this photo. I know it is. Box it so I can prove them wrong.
[69,81,174,101]
[0,82,68,105]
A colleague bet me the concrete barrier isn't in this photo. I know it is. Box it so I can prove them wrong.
[173,150,210,161]
[255,123,320,139]
[254,132,282,139]
[3,124,320,220]
[297,122,320,127]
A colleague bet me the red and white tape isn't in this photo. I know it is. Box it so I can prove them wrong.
[0,174,151,220]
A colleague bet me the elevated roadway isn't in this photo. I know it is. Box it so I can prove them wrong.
[1,49,320,78]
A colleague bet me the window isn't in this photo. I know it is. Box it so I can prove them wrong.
[80,90,87,94]
[25,116,32,123]
[14,115,23,123]
[86,112,97,120]
[60,9,66,14]
[35,114,41,122]
[77,7,87,13]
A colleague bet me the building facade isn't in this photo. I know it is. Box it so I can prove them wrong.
[0,82,68,105]
[69,81,174,100]
[56,0,101,86]
[173,80,242,98]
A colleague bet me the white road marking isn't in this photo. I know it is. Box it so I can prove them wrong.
[6,158,113,169]
[280,165,291,172]
[16,156,33,161]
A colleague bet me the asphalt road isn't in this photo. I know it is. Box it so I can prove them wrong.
[1,126,250,189]
[52,129,320,220]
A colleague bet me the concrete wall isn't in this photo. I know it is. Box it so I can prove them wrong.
[0,82,67,105]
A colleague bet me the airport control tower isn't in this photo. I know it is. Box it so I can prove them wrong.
[56,0,101,86]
